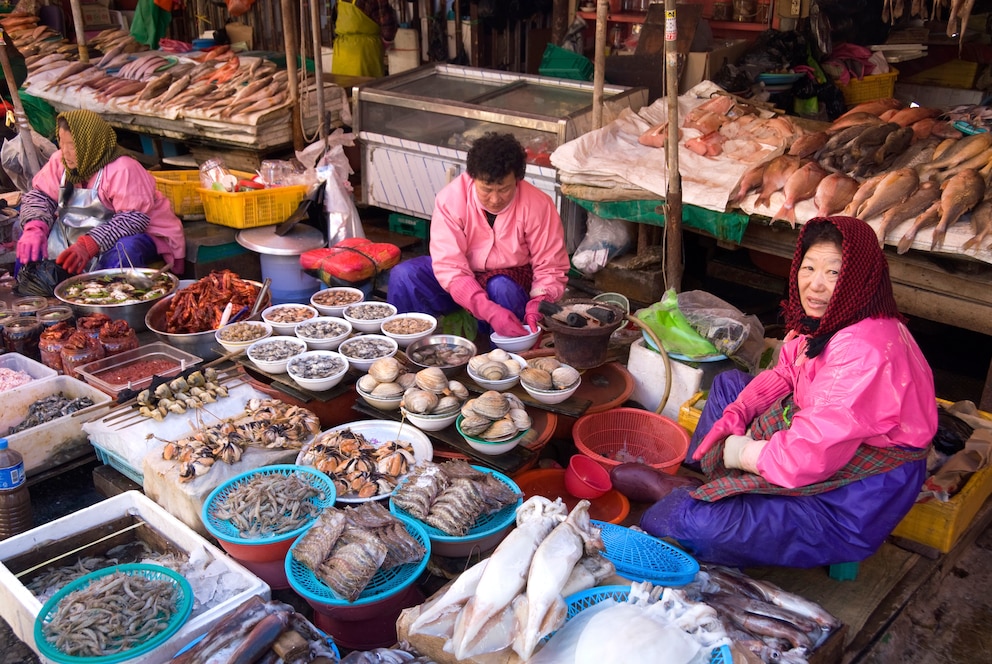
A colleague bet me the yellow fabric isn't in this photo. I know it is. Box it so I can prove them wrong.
[331,0,384,78]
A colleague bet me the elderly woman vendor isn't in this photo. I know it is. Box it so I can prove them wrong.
[15,110,185,274]
[387,132,570,337]
[641,216,937,568]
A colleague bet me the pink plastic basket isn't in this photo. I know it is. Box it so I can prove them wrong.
[573,408,690,475]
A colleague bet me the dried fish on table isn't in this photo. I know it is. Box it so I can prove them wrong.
[211,470,324,538]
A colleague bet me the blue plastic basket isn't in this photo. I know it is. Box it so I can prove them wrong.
[35,563,193,664]
[388,465,522,543]
[202,465,337,544]
[593,520,699,586]
[286,513,430,607]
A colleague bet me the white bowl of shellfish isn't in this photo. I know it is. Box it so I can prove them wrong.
[287,350,350,392]
[518,357,582,405]
[214,320,273,354]
[246,335,308,374]
[397,366,470,431]
[261,303,318,336]
[343,301,398,334]
[401,406,461,432]
[457,415,528,455]
[490,324,541,353]
[455,391,532,455]
[355,356,412,411]
[379,312,438,348]
[337,334,399,373]
[310,286,366,317]
[294,316,352,350]
[466,349,527,391]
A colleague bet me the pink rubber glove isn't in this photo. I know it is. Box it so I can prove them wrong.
[524,297,546,332]
[16,220,49,263]
[448,276,527,337]
[56,235,100,274]
[693,407,748,461]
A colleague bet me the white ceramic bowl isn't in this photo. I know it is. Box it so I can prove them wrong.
[466,353,526,391]
[287,350,350,392]
[521,376,582,405]
[214,320,272,354]
[490,324,541,353]
[247,335,308,374]
[337,334,399,373]
[261,304,318,336]
[356,384,404,411]
[456,416,526,455]
[400,406,459,432]
[379,312,438,349]
[294,316,352,351]
[310,287,366,317]
[343,302,398,334]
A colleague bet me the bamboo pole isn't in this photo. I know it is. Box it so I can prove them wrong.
[0,31,40,176]
[308,0,327,142]
[280,0,303,150]
[663,0,683,291]
[67,0,90,63]
[592,0,608,130]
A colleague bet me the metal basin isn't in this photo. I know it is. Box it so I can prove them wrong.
[54,268,179,332]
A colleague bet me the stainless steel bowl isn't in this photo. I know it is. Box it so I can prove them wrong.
[405,333,477,378]
[144,279,270,359]
[54,268,180,332]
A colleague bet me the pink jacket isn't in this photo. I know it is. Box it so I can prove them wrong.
[32,151,186,270]
[430,173,569,301]
[755,317,937,488]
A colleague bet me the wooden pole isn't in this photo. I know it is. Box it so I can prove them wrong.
[308,0,327,143]
[592,0,608,130]
[67,0,90,63]
[663,0,683,291]
[0,31,40,176]
[280,0,303,150]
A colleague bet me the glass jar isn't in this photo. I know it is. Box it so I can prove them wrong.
[39,322,75,373]
[3,317,43,360]
[60,332,106,379]
[11,296,48,316]
[76,313,112,340]
[36,306,75,329]
[712,2,732,20]
[99,322,139,356]
[733,0,757,22]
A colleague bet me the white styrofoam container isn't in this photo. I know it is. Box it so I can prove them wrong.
[626,338,704,421]
[0,490,270,663]
[2,375,112,477]
[0,352,57,393]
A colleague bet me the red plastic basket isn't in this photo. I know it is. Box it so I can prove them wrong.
[573,408,690,475]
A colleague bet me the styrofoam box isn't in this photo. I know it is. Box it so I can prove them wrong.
[0,352,57,392]
[626,338,704,422]
[2,375,111,477]
[0,490,270,663]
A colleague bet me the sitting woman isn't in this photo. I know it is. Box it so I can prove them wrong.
[641,216,937,568]
[15,110,185,274]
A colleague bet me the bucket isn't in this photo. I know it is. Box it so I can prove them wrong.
[260,253,323,304]
[308,583,425,650]
[542,299,627,370]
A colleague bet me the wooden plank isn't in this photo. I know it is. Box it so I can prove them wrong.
[92,463,141,499]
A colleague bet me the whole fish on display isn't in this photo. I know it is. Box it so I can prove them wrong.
[877,181,940,245]
[773,162,829,227]
[814,173,861,217]
[897,201,941,254]
[754,155,801,209]
[931,168,985,250]
[856,168,920,221]
[962,199,992,251]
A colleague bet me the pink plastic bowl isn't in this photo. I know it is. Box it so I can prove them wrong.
[564,454,612,499]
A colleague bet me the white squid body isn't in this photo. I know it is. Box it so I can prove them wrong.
[448,496,566,660]
[408,558,490,637]
[513,500,604,660]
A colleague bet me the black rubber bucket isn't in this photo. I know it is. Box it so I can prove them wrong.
[542,299,626,370]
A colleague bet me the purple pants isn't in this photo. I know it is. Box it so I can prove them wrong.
[641,370,927,568]
[15,234,161,276]
[386,256,529,335]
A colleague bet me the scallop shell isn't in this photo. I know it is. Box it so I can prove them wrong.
[415,367,450,393]
[371,382,404,399]
[402,388,439,414]
[552,365,580,389]
[481,416,519,441]
[487,348,510,362]
[396,373,417,389]
[508,407,532,431]
[369,356,402,383]
[434,395,462,414]
[471,390,510,420]
[502,359,523,376]
[357,375,379,393]
[460,413,492,437]
[468,355,490,373]
[520,367,553,391]
[447,380,469,400]
[477,361,509,381]
[529,357,562,373]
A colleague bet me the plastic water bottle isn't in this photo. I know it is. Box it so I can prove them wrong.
[0,438,32,540]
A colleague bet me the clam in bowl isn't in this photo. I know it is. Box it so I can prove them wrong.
[261,304,319,336]
[519,358,582,405]
[287,350,350,392]
[294,316,352,351]
[456,415,528,455]
[380,312,438,349]
[466,350,526,391]
[338,334,399,372]
[343,302,398,334]
[310,286,365,317]
[247,335,307,374]
[405,334,477,378]
[215,320,272,354]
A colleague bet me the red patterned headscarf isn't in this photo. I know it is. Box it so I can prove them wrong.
[782,216,902,358]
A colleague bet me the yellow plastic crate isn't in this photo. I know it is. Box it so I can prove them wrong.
[891,399,992,553]
[197,183,308,229]
[836,67,899,106]
[154,170,254,219]
[678,391,707,435]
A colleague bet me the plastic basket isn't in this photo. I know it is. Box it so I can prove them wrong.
[593,520,700,586]
[34,563,193,664]
[198,183,308,229]
[202,464,336,546]
[286,513,430,607]
[92,443,143,486]
[539,43,594,81]
[836,67,899,106]
[573,407,690,474]
[678,390,707,435]
[154,169,256,218]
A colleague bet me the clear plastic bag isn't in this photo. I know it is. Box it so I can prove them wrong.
[299,130,365,246]
[1,131,57,192]
[572,213,633,276]
[677,290,765,371]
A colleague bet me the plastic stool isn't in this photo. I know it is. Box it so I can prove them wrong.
[828,561,860,581]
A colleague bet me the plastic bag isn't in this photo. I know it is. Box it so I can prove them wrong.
[298,130,365,246]
[572,213,633,276]
[677,290,765,371]
[1,131,57,192]
[635,289,720,359]
[15,259,70,297]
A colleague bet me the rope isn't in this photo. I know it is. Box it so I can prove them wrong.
[626,314,673,415]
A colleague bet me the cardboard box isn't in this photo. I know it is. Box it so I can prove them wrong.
[80,3,113,28]
[681,39,750,93]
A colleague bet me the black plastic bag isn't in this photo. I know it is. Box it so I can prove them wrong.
[16,260,70,297]
[932,408,975,456]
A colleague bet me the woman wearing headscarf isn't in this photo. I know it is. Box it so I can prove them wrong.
[640,216,937,568]
[15,110,185,274]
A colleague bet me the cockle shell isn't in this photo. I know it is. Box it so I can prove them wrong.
[530,357,562,373]
[502,359,523,376]
[468,355,490,373]
[487,348,510,362]
[357,374,379,393]
[371,382,404,399]
[477,361,508,380]
[461,399,478,418]
[402,388,439,414]
[472,390,511,420]
[504,393,526,411]
[397,373,417,389]
[552,366,580,389]
[415,367,449,393]
[520,367,553,391]
[460,413,492,437]
[369,356,402,383]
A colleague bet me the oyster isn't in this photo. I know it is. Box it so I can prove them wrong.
[403,388,439,414]
[369,356,402,383]
[415,367,450,394]
[520,367,553,391]
[552,365,581,389]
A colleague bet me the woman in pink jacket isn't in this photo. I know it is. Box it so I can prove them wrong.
[387,132,569,338]
[641,216,937,567]
[15,110,185,275]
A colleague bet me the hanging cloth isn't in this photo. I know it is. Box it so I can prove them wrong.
[130,0,174,49]
[332,0,385,78]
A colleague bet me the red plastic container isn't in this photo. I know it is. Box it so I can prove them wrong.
[309,583,425,650]
[573,408,690,475]
[512,469,630,524]
[564,454,612,499]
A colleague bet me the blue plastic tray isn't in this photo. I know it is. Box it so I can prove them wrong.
[593,520,700,586]
[388,465,521,542]
[286,513,430,607]
[202,464,337,544]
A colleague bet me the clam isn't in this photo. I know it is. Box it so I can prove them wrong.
[477,361,508,380]
[502,359,523,376]
[468,355,490,373]
[509,407,532,431]
[460,413,492,437]
[461,398,478,418]
[435,395,462,414]
[397,373,417,389]
[447,380,470,400]
[487,348,510,362]
[504,393,526,412]
[530,357,562,373]
[369,356,402,383]
[482,416,519,441]
[472,390,510,420]
[402,388,439,414]
[357,374,379,393]
[371,382,404,399]
[552,365,581,389]
[520,367,553,391]
[415,366,450,393]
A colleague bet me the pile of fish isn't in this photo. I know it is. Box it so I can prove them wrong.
[733,97,992,254]
[291,501,426,602]
[391,460,520,536]
[408,497,616,661]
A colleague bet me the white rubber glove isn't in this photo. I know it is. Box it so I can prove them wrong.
[723,434,766,475]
